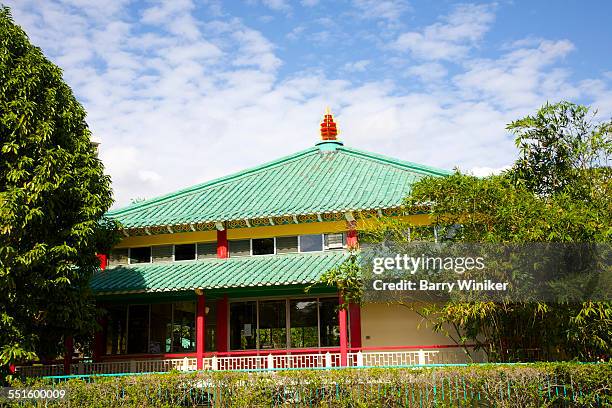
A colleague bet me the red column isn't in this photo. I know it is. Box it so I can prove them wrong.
[217,229,228,258]
[93,316,107,362]
[196,293,206,369]
[346,221,358,248]
[97,254,107,270]
[349,303,362,349]
[338,296,348,367]
[216,295,229,353]
[63,336,73,375]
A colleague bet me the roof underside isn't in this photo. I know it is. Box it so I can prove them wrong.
[91,251,348,295]
[106,145,450,229]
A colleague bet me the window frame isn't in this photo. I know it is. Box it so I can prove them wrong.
[173,243,197,262]
[227,295,340,351]
[128,246,152,265]
[298,234,325,253]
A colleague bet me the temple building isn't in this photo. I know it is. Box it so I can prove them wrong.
[18,111,484,376]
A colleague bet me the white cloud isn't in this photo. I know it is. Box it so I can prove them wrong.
[392,4,496,60]
[4,1,611,210]
[343,60,371,72]
[454,40,576,109]
[468,166,511,177]
[301,0,319,6]
[406,62,447,82]
[352,0,410,22]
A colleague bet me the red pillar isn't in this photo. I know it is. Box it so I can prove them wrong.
[96,254,107,270]
[63,336,73,375]
[346,220,358,248]
[196,292,206,369]
[216,295,229,353]
[349,303,362,349]
[217,229,228,259]
[338,296,348,367]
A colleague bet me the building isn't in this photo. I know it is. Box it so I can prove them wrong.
[16,111,484,377]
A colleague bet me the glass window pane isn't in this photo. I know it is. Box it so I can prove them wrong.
[230,301,257,350]
[290,299,318,348]
[127,305,149,354]
[229,240,250,257]
[130,247,151,264]
[324,233,345,250]
[104,305,127,355]
[172,302,196,352]
[175,244,196,261]
[300,235,323,252]
[152,245,173,263]
[205,301,217,352]
[109,249,128,267]
[276,236,298,254]
[319,298,340,347]
[149,303,172,353]
[258,300,287,350]
[197,242,217,259]
[252,238,274,255]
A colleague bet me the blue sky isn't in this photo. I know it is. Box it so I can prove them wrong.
[6,1,612,207]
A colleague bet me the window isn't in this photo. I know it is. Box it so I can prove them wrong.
[105,302,200,356]
[129,247,151,264]
[127,305,149,354]
[149,303,172,353]
[290,299,318,348]
[300,234,323,252]
[252,238,274,255]
[197,242,217,259]
[152,245,173,263]
[276,236,298,254]
[230,302,257,350]
[172,302,196,352]
[205,302,217,352]
[229,297,339,351]
[257,300,287,349]
[175,244,196,261]
[229,240,251,257]
[105,305,127,355]
[324,233,345,250]
[319,298,340,347]
[109,249,129,267]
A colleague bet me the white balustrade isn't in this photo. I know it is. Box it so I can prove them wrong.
[15,348,482,377]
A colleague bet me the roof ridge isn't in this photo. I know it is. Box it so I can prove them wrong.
[337,146,452,176]
[108,146,320,216]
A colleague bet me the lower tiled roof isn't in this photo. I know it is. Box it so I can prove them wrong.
[91,251,348,294]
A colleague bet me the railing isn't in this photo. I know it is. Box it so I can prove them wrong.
[14,345,485,377]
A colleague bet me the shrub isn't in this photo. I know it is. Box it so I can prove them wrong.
[5,362,611,407]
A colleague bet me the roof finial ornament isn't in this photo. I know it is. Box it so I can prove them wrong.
[320,107,338,141]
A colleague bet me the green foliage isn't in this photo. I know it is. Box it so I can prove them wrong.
[0,7,116,370]
[309,249,362,307]
[338,101,611,362]
[6,363,611,407]
[508,101,612,196]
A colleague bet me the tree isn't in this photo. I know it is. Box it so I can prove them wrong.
[330,102,611,361]
[0,7,116,370]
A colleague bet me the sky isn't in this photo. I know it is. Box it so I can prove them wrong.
[5,0,612,208]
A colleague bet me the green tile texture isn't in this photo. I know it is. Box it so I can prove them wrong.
[91,251,348,294]
[106,142,451,228]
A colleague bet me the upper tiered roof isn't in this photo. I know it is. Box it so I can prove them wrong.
[106,111,450,235]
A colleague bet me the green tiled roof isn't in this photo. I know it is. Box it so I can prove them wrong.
[106,142,450,229]
[91,251,348,294]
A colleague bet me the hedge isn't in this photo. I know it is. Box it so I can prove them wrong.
[5,362,611,407]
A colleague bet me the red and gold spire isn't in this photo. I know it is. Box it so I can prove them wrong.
[320,107,338,140]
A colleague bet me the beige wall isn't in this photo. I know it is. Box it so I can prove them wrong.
[360,303,456,348]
